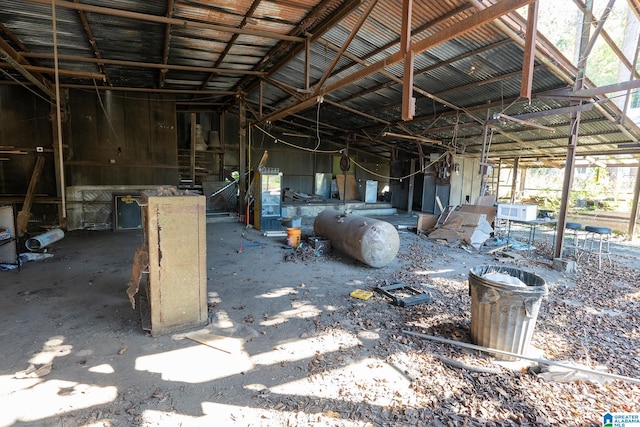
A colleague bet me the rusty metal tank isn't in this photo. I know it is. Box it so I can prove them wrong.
[313,209,399,268]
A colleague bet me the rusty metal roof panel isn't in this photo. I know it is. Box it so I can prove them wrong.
[0,2,96,69]
[1,0,639,162]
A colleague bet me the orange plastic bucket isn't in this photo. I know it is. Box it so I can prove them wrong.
[286,227,301,247]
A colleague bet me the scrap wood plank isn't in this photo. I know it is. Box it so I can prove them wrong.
[185,331,241,354]
[17,155,45,236]
[486,243,512,254]
[502,250,524,260]
[336,174,358,200]
[435,195,444,213]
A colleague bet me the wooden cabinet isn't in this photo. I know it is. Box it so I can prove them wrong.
[0,204,19,268]
[141,192,207,336]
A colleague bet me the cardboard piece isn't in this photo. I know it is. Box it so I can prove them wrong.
[417,213,438,234]
[458,204,496,224]
[336,174,358,200]
[446,211,486,226]
[475,195,496,206]
[427,209,494,249]
[185,331,242,354]
[427,216,464,242]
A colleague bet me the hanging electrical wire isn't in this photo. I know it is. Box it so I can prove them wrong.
[351,151,449,181]
[254,125,341,154]
[0,68,55,106]
[93,79,123,153]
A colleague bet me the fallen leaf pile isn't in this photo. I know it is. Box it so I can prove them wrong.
[286,238,640,426]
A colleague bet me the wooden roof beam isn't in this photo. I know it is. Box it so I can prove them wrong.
[72,0,111,86]
[24,0,303,42]
[520,0,538,99]
[0,39,54,98]
[159,0,175,89]
[199,0,263,91]
[22,53,267,76]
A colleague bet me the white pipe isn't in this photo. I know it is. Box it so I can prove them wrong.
[403,330,640,384]
[25,228,65,251]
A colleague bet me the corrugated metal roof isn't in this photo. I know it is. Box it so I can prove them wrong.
[1,0,639,166]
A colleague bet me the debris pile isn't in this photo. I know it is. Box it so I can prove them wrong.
[283,243,323,263]
[418,204,495,250]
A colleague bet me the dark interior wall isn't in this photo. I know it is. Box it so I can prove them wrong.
[0,86,57,196]
[248,127,391,198]
[66,90,178,186]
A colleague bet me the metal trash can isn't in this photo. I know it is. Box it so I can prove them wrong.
[469,265,548,361]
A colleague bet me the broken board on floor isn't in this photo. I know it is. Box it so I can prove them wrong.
[374,282,431,307]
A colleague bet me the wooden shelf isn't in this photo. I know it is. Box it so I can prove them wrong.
[178,148,224,187]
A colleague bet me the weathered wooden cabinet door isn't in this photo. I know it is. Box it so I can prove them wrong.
[143,194,207,336]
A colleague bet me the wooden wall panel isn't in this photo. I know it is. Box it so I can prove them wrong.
[67,90,178,186]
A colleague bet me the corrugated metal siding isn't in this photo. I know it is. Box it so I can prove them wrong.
[1,0,639,164]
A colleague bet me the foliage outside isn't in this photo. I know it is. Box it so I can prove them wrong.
[497,167,637,213]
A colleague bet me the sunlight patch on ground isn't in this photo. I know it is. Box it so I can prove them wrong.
[257,286,299,298]
[269,357,412,406]
[259,302,322,326]
[30,336,73,365]
[251,330,360,366]
[88,364,115,374]
[135,342,253,383]
[0,379,117,425]
[208,308,235,329]
[140,402,368,426]
[0,374,39,395]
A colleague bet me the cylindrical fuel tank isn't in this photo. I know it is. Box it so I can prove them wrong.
[313,209,399,268]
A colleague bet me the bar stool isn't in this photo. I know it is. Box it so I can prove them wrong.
[579,225,612,270]
[565,222,582,258]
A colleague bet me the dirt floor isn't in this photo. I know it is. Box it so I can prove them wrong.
[1,211,639,427]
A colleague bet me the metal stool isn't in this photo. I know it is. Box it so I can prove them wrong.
[578,225,612,270]
[565,222,582,258]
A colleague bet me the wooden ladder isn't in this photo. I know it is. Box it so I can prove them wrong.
[435,205,455,228]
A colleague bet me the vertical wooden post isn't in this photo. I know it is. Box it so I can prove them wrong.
[520,0,539,100]
[554,0,592,260]
[239,98,247,219]
[628,166,640,240]
[52,0,67,225]
[401,0,414,121]
[17,156,46,236]
[190,113,196,187]
[51,106,66,228]
[510,157,519,203]
[407,158,416,213]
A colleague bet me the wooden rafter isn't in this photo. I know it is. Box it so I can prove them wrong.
[0,38,54,98]
[313,0,380,96]
[520,0,538,99]
[234,0,364,97]
[401,0,414,121]
[159,0,175,89]
[199,0,262,91]
[72,0,112,86]
[22,53,267,77]
[24,0,303,42]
